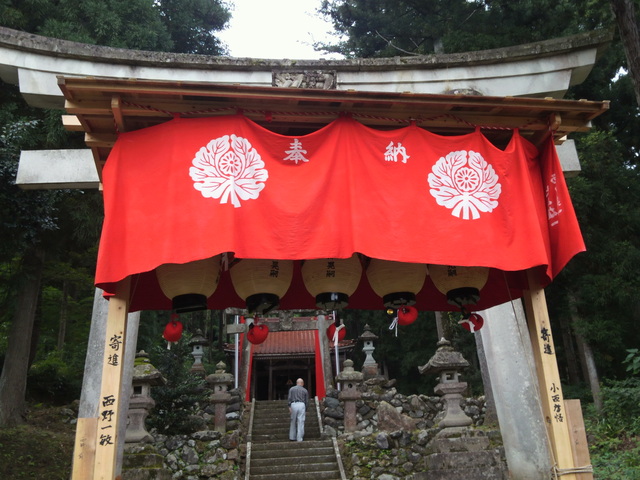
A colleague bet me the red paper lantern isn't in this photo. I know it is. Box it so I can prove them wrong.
[163,317,184,343]
[459,313,484,332]
[247,323,269,344]
[397,306,418,326]
[326,323,346,342]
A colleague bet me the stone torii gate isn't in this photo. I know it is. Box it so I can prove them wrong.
[0,26,610,480]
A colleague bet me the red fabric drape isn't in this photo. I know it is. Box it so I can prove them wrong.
[96,115,584,312]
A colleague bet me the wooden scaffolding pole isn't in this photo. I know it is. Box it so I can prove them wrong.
[523,269,577,480]
[71,277,131,480]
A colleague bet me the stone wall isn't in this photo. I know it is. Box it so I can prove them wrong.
[320,378,508,480]
[124,379,505,480]
[321,378,488,436]
[338,428,506,480]
[124,388,247,480]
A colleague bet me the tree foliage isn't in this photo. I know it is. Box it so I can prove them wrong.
[0,0,231,54]
[0,0,231,425]
[317,0,640,398]
[318,0,613,57]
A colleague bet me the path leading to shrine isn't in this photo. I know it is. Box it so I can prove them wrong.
[246,399,344,480]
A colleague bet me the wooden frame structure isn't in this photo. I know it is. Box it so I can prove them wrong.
[60,77,608,480]
[58,76,608,179]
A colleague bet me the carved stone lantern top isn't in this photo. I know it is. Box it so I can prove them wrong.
[132,350,166,386]
[206,361,234,389]
[418,338,470,376]
[359,324,378,342]
[189,329,209,347]
[336,359,364,383]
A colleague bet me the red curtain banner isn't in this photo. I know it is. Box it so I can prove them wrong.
[95,115,584,312]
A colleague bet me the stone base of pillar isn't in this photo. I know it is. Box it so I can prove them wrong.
[420,428,509,480]
[126,397,155,444]
[362,363,380,380]
[123,444,172,480]
[211,392,231,433]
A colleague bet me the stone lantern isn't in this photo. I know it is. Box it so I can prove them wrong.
[189,329,209,377]
[359,324,380,379]
[206,361,234,433]
[418,338,472,428]
[126,351,166,443]
[335,359,364,432]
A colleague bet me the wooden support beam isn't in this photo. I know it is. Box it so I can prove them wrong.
[565,399,594,480]
[71,417,98,480]
[62,114,84,131]
[523,269,577,480]
[111,96,127,133]
[85,133,117,148]
[91,277,130,480]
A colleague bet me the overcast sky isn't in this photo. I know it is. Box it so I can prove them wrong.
[217,0,343,59]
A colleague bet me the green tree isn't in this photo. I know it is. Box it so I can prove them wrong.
[317,0,640,411]
[0,0,231,54]
[155,0,231,54]
[0,0,231,426]
[318,0,612,57]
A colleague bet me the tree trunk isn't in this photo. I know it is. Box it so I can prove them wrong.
[558,313,581,385]
[610,0,640,106]
[57,279,69,351]
[568,296,602,413]
[0,248,45,427]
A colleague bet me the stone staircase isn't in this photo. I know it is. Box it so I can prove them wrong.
[247,399,344,480]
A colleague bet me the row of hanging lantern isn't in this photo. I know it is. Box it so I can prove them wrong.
[153,254,490,336]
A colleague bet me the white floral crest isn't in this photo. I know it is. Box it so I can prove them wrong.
[428,150,501,220]
[189,134,268,208]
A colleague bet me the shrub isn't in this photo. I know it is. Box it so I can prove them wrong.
[146,338,210,434]
[27,351,81,403]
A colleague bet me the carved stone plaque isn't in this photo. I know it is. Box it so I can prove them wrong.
[273,70,336,89]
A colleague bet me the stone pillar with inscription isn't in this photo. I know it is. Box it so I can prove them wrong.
[336,359,364,432]
[206,361,234,433]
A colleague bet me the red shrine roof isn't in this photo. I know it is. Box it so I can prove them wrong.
[225,329,356,358]
[254,330,315,357]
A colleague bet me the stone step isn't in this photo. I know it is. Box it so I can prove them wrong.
[251,452,337,467]
[252,423,319,435]
[253,416,319,425]
[253,421,319,432]
[252,432,322,442]
[249,471,341,480]
[252,440,333,457]
[251,461,341,476]
[249,401,340,480]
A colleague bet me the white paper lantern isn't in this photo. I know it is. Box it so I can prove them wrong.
[428,264,489,306]
[366,259,427,307]
[156,255,221,313]
[301,254,363,309]
[230,259,293,314]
